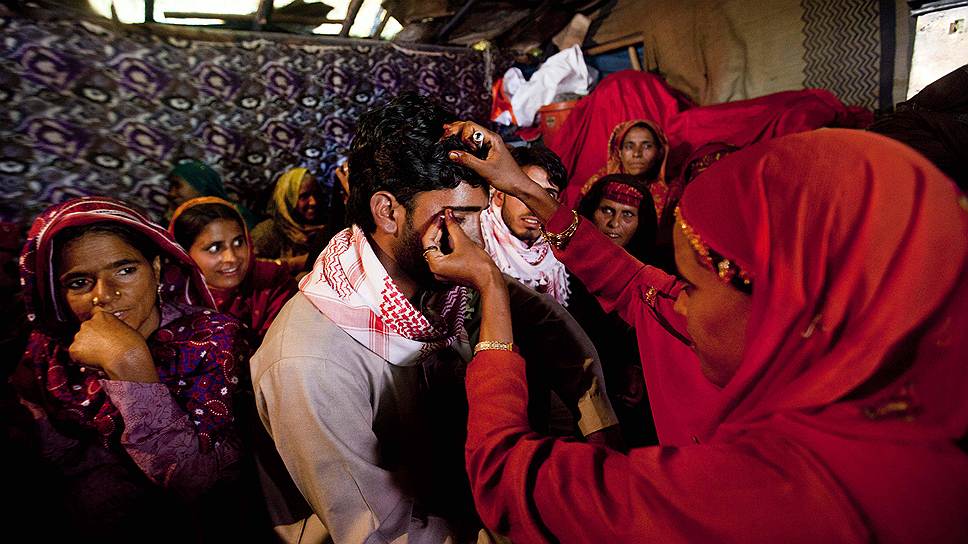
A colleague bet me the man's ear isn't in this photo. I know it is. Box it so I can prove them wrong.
[493,191,506,207]
[370,191,402,235]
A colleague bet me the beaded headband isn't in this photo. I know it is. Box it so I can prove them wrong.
[602,181,645,208]
[674,206,752,293]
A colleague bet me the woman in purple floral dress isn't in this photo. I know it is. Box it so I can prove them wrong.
[11,197,254,540]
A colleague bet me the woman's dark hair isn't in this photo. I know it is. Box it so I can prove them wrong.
[55,223,159,267]
[346,92,488,233]
[171,203,244,251]
[578,174,661,264]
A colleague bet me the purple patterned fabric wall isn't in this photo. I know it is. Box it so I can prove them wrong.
[0,13,496,225]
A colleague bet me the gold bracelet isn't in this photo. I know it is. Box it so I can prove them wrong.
[539,210,580,250]
[473,340,514,356]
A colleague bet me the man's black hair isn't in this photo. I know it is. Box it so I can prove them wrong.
[510,145,568,192]
[346,92,488,232]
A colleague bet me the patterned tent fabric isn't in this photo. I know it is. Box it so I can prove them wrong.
[0,13,498,224]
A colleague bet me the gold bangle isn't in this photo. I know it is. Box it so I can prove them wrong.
[539,210,580,250]
[473,340,514,356]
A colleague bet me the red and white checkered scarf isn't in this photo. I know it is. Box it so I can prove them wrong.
[299,226,470,367]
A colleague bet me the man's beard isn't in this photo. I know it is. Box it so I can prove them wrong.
[397,215,451,294]
[501,204,540,245]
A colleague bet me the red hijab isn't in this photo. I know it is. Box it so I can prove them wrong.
[17,197,216,442]
[170,197,296,343]
[676,129,968,539]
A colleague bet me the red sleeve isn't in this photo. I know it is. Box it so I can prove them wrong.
[545,206,688,339]
[465,349,556,543]
[251,260,298,339]
[465,351,868,542]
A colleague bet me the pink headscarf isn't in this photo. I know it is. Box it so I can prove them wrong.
[17,197,217,443]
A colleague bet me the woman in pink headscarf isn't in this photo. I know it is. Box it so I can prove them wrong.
[11,197,252,540]
[438,123,968,542]
[580,119,683,222]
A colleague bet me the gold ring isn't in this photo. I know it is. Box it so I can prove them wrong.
[422,245,439,258]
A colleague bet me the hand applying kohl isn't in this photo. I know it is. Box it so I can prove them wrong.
[444,121,561,224]
[421,209,504,293]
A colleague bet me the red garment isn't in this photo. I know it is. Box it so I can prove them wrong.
[547,71,692,207]
[465,130,968,542]
[210,258,295,342]
[553,70,873,207]
[170,197,297,343]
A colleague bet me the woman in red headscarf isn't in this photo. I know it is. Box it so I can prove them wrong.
[580,120,683,223]
[170,197,296,345]
[439,123,968,542]
[11,197,252,540]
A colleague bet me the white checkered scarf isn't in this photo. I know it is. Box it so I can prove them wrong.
[300,226,470,366]
[480,198,571,306]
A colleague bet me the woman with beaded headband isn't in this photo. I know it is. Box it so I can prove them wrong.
[443,123,968,542]
[573,173,668,445]
[10,197,252,539]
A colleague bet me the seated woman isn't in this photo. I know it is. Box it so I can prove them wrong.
[10,197,251,539]
[303,158,352,274]
[170,197,297,345]
[580,119,682,222]
[167,159,256,227]
[251,167,326,273]
[443,123,968,542]
[570,173,666,446]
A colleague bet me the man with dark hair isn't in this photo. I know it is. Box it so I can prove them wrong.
[250,93,617,543]
[480,145,572,306]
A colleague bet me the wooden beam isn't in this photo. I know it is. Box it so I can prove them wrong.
[373,9,390,38]
[436,0,480,42]
[340,0,365,37]
[627,45,642,70]
[164,12,343,25]
[253,0,272,30]
[584,32,643,56]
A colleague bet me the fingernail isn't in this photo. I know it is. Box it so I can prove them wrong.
[448,151,460,160]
